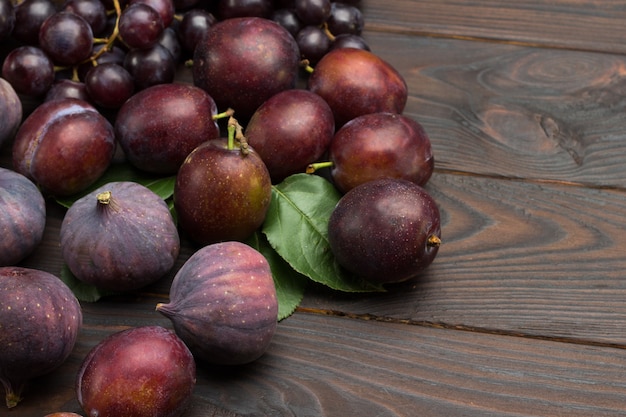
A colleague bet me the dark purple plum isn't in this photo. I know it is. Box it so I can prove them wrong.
[0,78,22,149]
[115,83,220,174]
[0,168,46,266]
[328,112,434,193]
[0,266,82,409]
[60,181,180,292]
[76,326,196,417]
[193,17,300,121]
[245,89,335,182]
[174,137,272,245]
[308,47,408,126]
[328,178,441,284]
[12,98,116,197]
[157,241,278,365]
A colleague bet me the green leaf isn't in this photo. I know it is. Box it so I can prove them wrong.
[60,264,117,303]
[263,174,384,293]
[245,231,307,321]
[55,162,176,208]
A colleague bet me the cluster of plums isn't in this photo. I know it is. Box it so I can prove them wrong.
[0,0,442,415]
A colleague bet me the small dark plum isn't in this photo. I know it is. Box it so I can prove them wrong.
[157,241,278,365]
[0,78,22,149]
[12,98,116,196]
[193,17,300,121]
[60,181,180,292]
[115,83,220,174]
[328,112,434,193]
[0,266,82,409]
[245,89,335,182]
[174,136,272,245]
[0,168,46,266]
[308,47,408,127]
[76,326,196,417]
[328,178,441,284]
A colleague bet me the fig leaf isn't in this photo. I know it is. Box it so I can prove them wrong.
[263,174,384,293]
[60,264,117,302]
[245,231,307,321]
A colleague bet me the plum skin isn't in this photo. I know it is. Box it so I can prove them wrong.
[245,89,336,183]
[0,77,22,149]
[115,83,220,175]
[12,98,116,197]
[308,47,408,127]
[0,167,46,266]
[329,112,434,193]
[328,178,441,284]
[0,266,82,409]
[157,241,278,365]
[60,181,180,292]
[76,326,196,417]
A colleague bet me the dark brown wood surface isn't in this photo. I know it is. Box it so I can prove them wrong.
[4,1,626,416]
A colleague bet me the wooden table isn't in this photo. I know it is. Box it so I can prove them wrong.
[5,1,626,415]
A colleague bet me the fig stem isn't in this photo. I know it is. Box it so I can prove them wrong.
[306,161,334,174]
[4,382,24,408]
[427,235,441,248]
[97,191,112,205]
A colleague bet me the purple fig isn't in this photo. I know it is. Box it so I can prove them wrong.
[157,241,278,365]
[60,181,179,291]
[76,326,196,417]
[0,167,46,266]
[0,266,82,409]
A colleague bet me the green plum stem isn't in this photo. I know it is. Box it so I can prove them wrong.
[306,161,334,174]
[227,121,236,150]
[213,108,235,120]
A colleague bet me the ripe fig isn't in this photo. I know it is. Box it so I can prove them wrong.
[12,98,116,196]
[308,47,408,127]
[76,325,196,417]
[0,266,82,409]
[0,167,46,266]
[0,77,22,149]
[157,241,278,365]
[174,135,272,245]
[328,112,434,193]
[245,89,335,183]
[115,83,220,175]
[60,181,180,291]
[328,178,441,284]
[193,17,300,121]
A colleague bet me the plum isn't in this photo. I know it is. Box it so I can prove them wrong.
[60,181,180,291]
[76,326,196,417]
[0,77,22,149]
[328,112,434,193]
[0,266,82,409]
[12,98,116,197]
[115,83,220,174]
[328,178,441,284]
[193,17,300,121]
[245,89,335,183]
[174,136,272,245]
[307,47,408,127]
[157,241,278,365]
[0,167,46,266]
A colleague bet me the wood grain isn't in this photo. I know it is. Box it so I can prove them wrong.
[361,0,626,54]
[361,32,626,187]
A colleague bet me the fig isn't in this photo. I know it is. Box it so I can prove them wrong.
[76,326,196,417]
[0,266,82,409]
[60,181,180,291]
[0,77,22,149]
[328,178,441,284]
[0,167,46,266]
[157,241,278,365]
[12,98,116,196]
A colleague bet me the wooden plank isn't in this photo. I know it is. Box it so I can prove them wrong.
[301,172,626,345]
[361,32,626,187]
[361,0,626,54]
[9,312,626,416]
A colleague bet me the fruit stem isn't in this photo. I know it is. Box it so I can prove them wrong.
[427,235,441,248]
[300,59,314,73]
[213,108,235,120]
[97,191,112,205]
[306,161,334,174]
[227,116,250,155]
[322,23,336,42]
[3,381,24,409]
[227,121,236,150]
